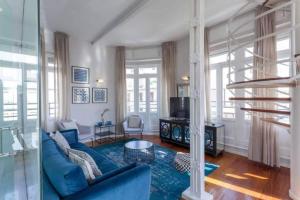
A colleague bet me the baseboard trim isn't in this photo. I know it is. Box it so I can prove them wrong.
[224,143,290,168]
[289,189,300,200]
[182,187,213,200]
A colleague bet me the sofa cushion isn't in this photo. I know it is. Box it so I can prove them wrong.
[42,138,88,197]
[128,116,141,128]
[60,129,79,145]
[69,151,96,182]
[68,148,102,176]
[50,131,70,154]
[70,143,118,174]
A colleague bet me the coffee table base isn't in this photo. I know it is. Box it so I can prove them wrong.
[124,143,155,164]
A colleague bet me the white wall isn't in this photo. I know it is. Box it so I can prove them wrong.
[44,31,116,129]
[176,35,190,84]
[69,37,116,126]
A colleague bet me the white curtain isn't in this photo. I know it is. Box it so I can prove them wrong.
[204,28,211,122]
[54,32,71,121]
[115,46,127,132]
[248,6,279,167]
[40,29,48,130]
[161,42,176,117]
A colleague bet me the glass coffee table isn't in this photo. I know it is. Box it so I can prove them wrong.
[124,140,155,164]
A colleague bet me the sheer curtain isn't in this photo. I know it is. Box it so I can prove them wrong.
[40,29,48,130]
[204,28,211,122]
[54,32,71,121]
[161,42,176,117]
[248,6,279,167]
[115,46,127,132]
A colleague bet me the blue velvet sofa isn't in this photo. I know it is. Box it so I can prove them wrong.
[42,129,151,200]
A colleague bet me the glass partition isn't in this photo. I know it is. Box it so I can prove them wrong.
[0,0,40,199]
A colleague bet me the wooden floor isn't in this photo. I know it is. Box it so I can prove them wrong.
[123,135,291,200]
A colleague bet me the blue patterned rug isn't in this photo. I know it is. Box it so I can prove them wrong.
[93,139,219,200]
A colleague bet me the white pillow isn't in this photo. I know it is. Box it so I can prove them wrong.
[128,116,141,128]
[69,151,95,182]
[68,148,102,177]
[62,121,80,134]
[50,131,70,154]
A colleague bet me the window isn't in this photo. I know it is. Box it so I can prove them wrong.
[126,78,134,113]
[209,51,236,120]
[210,69,217,119]
[0,50,39,122]
[47,54,58,119]
[222,67,235,119]
[0,67,21,121]
[126,63,160,114]
[209,34,292,122]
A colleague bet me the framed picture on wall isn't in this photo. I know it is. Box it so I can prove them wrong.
[92,88,108,103]
[72,66,89,84]
[72,87,90,104]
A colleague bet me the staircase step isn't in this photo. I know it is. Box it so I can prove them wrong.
[240,108,290,115]
[227,77,295,89]
[229,97,291,101]
[260,118,291,128]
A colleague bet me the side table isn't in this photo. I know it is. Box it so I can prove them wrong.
[94,124,116,143]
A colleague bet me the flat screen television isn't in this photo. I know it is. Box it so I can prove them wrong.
[170,97,190,119]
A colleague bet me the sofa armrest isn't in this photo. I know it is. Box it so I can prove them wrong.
[60,129,79,145]
[90,163,137,185]
[64,165,151,200]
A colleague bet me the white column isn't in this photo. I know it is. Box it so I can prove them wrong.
[182,0,213,199]
[290,0,300,199]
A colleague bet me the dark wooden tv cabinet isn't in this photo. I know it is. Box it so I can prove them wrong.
[159,118,225,157]
[160,118,190,147]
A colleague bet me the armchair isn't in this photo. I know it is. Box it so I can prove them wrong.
[122,115,144,138]
[57,120,94,144]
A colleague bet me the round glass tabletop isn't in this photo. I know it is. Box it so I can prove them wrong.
[125,140,153,150]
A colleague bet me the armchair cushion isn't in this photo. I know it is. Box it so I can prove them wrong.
[128,116,141,128]
[125,128,143,133]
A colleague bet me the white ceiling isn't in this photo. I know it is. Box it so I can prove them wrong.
[41,0,258,46]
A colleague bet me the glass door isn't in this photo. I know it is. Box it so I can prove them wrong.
[126,62,160,132]
[138,77,159,131]
[0,0,40,199]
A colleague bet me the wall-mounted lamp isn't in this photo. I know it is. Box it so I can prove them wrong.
[96,79,104,84]
[96,79,104,87]
[181,75,190,81]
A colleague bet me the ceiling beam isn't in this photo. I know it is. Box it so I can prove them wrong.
[91,0,151,45]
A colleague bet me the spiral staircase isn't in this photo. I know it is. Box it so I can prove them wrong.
[226,0,300,130]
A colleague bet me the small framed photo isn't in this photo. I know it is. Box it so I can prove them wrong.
[72,66,89,84]
[72,87,90,104]
[92,88,108,103]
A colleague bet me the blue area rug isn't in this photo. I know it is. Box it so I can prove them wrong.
[94,139,219,200]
